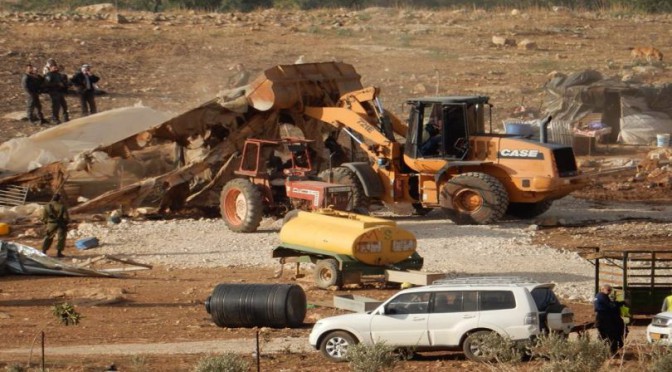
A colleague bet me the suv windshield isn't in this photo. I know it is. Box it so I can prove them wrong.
[531,287,559,311]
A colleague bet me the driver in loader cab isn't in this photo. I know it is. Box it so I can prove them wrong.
[420,117,442,156]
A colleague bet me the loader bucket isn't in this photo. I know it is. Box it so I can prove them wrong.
[245,62,363,111]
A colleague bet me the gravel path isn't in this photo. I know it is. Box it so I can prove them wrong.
[71,196,672,303]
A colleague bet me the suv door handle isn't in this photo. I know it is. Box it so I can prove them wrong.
[412,317,426,321]
[462,315,476,319]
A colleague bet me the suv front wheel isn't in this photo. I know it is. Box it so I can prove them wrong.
[320,330,356,362]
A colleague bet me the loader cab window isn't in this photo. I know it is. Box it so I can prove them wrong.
[419,104,444,157]
[442,104,469,159]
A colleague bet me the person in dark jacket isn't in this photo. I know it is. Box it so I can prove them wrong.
[594,284,625,354]
[43,64,69,124]
[21,64,48,125]
[70,64,99,116]
[41,193,70,258]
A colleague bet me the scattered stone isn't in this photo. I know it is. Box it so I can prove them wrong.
[517,39,537,50]
[492,35,516,47]
[76,3,115,14]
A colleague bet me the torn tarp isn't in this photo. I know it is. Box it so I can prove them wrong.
[0,240,118,277]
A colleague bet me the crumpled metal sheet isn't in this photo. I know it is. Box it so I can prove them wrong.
[0,240,118,277]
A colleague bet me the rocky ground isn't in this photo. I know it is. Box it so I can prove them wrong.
[1,6,671,371]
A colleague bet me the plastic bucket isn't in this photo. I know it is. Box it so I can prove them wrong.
[504,122,535,137]
[656,133,670,148]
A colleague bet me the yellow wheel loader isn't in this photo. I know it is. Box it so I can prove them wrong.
[239,62,587,225]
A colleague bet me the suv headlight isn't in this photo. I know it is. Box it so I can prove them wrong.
[652,316,672,327]
[524,312,539,326]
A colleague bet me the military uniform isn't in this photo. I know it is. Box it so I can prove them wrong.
[41,198,70,257]
[21,69,47,125]
[44,67,70,124]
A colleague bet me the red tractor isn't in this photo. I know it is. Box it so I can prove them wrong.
[220,138,353,232]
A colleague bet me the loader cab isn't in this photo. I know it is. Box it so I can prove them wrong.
[404,96,490,160]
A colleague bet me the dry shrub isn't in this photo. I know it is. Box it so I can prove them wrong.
[647,345,672,372]
[192,353,249,372]
[347,341,398,372]
[531,332,610,372]
[478,331,525,365]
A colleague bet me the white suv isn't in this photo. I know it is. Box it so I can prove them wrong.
[647,312,672,345]
[309,277,555,362]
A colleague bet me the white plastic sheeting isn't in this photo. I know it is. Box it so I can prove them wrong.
[0,106,172,173]
[619,96,672,145]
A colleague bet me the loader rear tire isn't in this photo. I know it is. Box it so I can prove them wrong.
[440,172,508,225]
[318,167,368,212]
[220,178,264,233]
[506,200,554,219]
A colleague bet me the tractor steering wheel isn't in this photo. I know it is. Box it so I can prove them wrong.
[454,138,468,153]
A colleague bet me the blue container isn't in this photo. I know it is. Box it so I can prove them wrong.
[75,237,99,250]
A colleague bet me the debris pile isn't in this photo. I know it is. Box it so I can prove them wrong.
[635,148,672,187]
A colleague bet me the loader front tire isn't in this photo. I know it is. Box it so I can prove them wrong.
[318,167,368,212]
[220,178,264,233]
[440,172,508,225]
[506,200,553,219]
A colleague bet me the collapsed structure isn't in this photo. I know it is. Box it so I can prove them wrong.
[0,62,587,228]
[0,64,360,216]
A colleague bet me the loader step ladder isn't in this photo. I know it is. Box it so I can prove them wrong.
[0,185,29,207]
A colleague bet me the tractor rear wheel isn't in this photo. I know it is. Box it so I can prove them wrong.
[318,167,368,212]
[440,172,508,225]
[220,178,264,233]
[506,200,554,219]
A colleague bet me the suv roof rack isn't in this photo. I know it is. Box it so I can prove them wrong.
[432,276,540,286]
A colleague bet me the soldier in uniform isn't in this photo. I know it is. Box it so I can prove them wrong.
[41,193,70,258]
[44,64,70,124]
[21,64,48,125]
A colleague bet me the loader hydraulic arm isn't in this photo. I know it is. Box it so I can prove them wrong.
[303,86,405,167]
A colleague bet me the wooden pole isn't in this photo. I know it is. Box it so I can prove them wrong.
[255,330,260,372]
[41,331,45,372]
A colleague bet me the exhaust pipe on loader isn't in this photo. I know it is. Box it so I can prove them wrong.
[540,115,552,144]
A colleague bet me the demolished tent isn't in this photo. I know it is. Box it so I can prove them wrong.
[542,69,672,146]
[0,62,364,215]
[0,240,117,277]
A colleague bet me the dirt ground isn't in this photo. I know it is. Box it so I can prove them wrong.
[1,6,671,371]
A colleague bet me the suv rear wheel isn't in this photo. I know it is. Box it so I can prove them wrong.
[320,331,356,362]
[462,330,499,362]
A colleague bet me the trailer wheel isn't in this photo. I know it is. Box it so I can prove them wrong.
[220,178,264,233]
[314,258,342,289]
[440,172,508,225]
[506,200,553,219]
[318,167,368,212]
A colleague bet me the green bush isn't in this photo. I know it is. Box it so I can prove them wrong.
[531,332,610,372]
[347,341,398,372]
[192,353,249,372]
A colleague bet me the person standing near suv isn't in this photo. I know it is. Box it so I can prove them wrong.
[594,284,625,354]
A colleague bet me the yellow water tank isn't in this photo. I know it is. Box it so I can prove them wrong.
[279,210,417,266]
[0,223,9,236]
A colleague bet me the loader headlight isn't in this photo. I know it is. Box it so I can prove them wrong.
[392,239,415,252]
[357,241,382,253]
